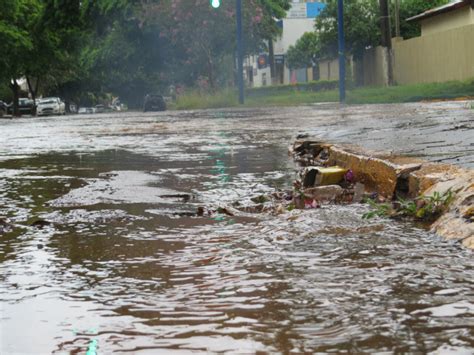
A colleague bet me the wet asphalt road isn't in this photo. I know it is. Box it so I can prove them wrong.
[0,103,473,354]
[1,101,473,168]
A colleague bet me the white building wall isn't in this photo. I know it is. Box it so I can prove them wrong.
[273,18,315,55]
[244,56,272,88]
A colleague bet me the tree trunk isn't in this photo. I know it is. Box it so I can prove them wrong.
[207,58,215,90]
[268,39,275,84]
[26,76,38,116]
[379,0,394,85]
[9,80,20,117]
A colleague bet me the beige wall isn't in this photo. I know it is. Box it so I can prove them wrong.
[421,6,474,36]
[307,67,313,81]
[355,46,388,86]
[320,22,474,86]
[319,59,340,81]
[394,23,474,85]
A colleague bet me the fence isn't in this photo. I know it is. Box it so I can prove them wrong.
[393,23,474,85]
[321,23,474,86]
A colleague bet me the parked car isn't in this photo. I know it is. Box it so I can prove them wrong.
[95,104,105,113]
[78,107,95,114]
[7,98,36,115]
[37,97,66,116]
[0,100,9,117]
[143,94,166,112]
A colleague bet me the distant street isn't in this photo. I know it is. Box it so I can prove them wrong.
[0,102,473,353]
[1,101,473,167]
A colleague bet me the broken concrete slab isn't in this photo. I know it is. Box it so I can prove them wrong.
[424,172,474,248]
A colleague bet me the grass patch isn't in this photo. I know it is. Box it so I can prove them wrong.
[347,80,474,104]
[172,88,239,110]
[171,79,474,110]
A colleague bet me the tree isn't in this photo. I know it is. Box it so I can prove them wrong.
[25,0,85,108]
[138,0,290,90]
[286,32,320,69]
[315,0,381,60]
[2,0,292,108]
[0,0,40,115]
[1,0,86,114]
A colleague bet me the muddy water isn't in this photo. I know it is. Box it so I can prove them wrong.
[1,106,473,354]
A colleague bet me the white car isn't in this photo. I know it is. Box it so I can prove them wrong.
[37,97,66,116]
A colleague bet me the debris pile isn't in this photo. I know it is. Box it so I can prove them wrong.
[290,137,474,248]
[290,140,374,208]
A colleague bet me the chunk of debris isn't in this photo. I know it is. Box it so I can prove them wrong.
[303,185,344,202]
[302,166,348,188]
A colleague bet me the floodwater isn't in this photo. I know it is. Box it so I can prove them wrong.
[0,104,473,354]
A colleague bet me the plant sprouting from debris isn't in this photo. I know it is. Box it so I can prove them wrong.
[363,189,454,222]
[362,199,393,219]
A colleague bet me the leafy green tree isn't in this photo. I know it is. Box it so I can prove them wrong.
[59,0,166,107]
[1,0,86,113]
[138,0,290,90]
[3,0,291,108]
[25,0,84,107]
[286,32,320,69]
[314,0,381,59]
[0,0,43,115]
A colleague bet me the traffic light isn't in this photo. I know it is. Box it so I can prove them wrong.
[210,0,221,8]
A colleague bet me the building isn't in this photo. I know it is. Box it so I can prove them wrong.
[406,0,474,36]
[245,0,326,87]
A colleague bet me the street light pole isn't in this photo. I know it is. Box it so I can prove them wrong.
[236,0,244,104]
[337,0,346,103]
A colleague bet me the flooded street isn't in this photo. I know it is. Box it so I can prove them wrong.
[1,103,473,353]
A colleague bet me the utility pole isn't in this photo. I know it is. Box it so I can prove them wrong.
[394,0,400,38]
[379,0,394,85]
[337,0,346,103]
[236,0,244,104]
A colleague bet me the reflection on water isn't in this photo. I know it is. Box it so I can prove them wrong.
[0,108,473,354]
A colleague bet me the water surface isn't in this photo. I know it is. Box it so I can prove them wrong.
[0,106,473,353]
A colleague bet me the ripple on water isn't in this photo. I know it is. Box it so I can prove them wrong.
[0,108,473,353]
